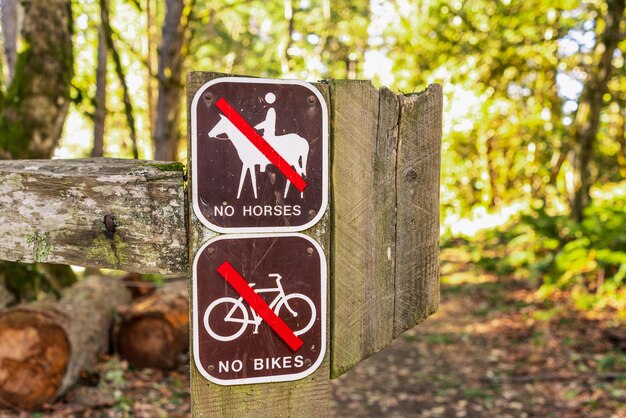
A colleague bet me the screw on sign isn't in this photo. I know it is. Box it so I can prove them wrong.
[191,77,329,233]
[192,234,326,385]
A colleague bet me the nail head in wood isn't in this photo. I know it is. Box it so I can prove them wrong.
[104,214,116,233]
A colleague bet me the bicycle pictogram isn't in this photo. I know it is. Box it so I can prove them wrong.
[203,273,316,342]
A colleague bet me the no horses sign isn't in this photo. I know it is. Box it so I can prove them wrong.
[190,77,329,233]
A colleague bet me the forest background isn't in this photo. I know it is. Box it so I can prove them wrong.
[0,0,625,414]
[4,0,618,312]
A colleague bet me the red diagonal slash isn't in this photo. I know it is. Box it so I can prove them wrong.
[216,261,304,352]
[215,97,308,192]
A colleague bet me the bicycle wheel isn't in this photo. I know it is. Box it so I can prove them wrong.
[203,297,248,342]
[276,293,316,336]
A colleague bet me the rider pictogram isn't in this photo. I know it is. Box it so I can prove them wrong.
[209,95,310,200]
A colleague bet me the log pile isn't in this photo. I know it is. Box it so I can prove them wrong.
[0,276,131,410]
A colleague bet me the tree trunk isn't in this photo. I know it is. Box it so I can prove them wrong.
[146,0,156,136]
[116,280,188,370]
[0,0,73,159]
[617,106,626,179]
[0,0,75,302]
[153,0,190,161]
[100,0,138,159]
[0,276,131,410]
[570,0,625,222]
[281,0,295,75]
[0,0,19,84]
[91,0,108,158]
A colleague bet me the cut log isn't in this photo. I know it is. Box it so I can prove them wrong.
[116,280,189,370]
[0,276,131,410]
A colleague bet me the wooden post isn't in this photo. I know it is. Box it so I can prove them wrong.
[329,82,442,377]
[394,87,442,335]
[186,73,442,416]
[329,81,397,376]
[186,72,331,417]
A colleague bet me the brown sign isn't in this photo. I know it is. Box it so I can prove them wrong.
[192,234,326,385]
[191,77,328,233]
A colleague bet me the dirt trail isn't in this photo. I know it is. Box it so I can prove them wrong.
[331,250,626,417]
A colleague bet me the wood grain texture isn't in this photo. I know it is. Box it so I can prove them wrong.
[187,72,330,417]
[329,81,399,378]
[0,158,187,274]
[394,85,443,337]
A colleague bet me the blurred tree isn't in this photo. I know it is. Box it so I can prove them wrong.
[92,0,108,157]
[146,0,157,134]
[570,0,625,221]
[101,0,139,159]
[0,0,73,159]
[0,0,18,84]
[153,0,193,161]
[0,0,76,300]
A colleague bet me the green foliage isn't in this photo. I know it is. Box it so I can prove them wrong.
[459,183,626,313]
[0,261,47,301]
[4,0,622,314]
[187,0,370,80]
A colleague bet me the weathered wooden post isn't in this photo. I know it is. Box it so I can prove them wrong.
[186,72,442,416]
[187,74,332,416]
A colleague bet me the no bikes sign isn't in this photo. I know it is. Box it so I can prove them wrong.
[192,234,326,385]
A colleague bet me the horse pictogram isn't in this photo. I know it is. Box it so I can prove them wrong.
[208,92,310,200]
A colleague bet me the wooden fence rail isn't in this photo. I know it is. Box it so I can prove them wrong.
[0,159,187,274]
[0,74,442,417]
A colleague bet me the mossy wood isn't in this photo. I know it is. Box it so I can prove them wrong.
[0,158,187,274]
[187,72,332,417]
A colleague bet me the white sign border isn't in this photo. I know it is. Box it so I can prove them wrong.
[191,77,329,234]
[192,232,328,386]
